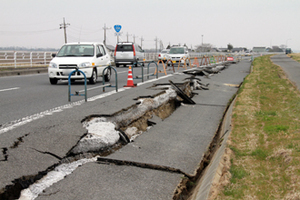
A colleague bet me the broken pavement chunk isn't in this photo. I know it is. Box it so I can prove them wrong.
[169,80,196,105]
[70,118,120,154]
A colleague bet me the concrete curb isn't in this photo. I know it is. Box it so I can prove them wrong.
[190,62,253,200]
[191,96,236,200]
[0,68,48,77]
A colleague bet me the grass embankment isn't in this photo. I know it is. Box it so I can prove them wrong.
[217,55,300,199]
[288,53,300,63]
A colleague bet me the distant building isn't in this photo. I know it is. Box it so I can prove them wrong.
[231,47,246,53]
[252,47,266,53]
[219,48,228,52]
[195,43,214,52]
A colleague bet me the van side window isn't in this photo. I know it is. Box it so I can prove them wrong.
[97,45,106,56]
[96,46,101,55]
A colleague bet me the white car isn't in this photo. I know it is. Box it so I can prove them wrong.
[158,49,170,62]
[48,42,112,85]
[167,46,189,65]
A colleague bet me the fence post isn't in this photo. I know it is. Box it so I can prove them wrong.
[14,52,17,68]
[44,52,47,66]
[30,52,33,67]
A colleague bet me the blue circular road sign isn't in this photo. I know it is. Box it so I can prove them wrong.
[114,25,122,33]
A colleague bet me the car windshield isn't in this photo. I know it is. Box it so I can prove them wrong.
[169,48,184,54]
[57,44,94,57]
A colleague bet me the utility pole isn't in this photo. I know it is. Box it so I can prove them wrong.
[60,17,70,43]
[140,36,144,48]
[103,23,111,45]
[126,32,132,42]
[159,40,164,51]
[133,35,138,44]
[154,36,158,54]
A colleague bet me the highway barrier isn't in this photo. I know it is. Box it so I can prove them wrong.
[68,66,118,102]
[192,57,200,68]
[133,61,158,82]
[0,51,55,68]
[154,60,168,76]
[68,69,87,102]
[201,56,210,66]
[166,59,175,73]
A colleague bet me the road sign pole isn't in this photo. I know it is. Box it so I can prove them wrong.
[114,25,122,43]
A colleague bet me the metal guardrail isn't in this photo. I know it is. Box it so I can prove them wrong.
[68,66,118,102]
[0,51,56,68]
[68,69,87,102]
[0,50,284,69]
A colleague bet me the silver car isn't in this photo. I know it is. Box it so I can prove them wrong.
[114,42,145,67]
[167,46,190,65]
[158,49,170,63]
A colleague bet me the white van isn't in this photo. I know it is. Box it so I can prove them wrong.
[48,42,112,85]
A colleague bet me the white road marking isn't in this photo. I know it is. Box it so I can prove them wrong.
[0,87,20,92]
[0,73,177,135]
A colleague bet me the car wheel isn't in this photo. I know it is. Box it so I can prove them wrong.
[104,68,111,82]
[89,70,97,84]
[49,78,58,85]
[116,64,120,68]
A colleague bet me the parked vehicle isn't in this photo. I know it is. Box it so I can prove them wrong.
[158,49,170,62]
[286,48,292,54]
[166,46,189,65]
[114,42,145,67]
[48,42,112,85]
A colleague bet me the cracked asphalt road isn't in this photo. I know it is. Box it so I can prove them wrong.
[0,59,252,199]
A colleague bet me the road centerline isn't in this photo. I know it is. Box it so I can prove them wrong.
[0,87,20,92]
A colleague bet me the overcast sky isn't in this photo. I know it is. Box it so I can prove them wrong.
[1,0,299,51]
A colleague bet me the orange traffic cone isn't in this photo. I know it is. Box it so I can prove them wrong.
[124,66,137,87]
[192,57,200,67]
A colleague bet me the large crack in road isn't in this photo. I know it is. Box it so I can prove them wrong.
[0,63,232,200]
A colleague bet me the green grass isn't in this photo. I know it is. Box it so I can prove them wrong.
[217,55,300,199]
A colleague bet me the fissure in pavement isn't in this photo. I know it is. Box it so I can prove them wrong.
[1,73,229,200]
[1,80,199,199]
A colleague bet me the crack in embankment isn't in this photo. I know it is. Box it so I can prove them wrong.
[97,157,194,179]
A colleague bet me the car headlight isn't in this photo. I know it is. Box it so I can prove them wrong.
[49,62,57,68]
[79,62,91,68]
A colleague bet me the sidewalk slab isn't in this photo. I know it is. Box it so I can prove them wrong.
[37,162,181,200]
